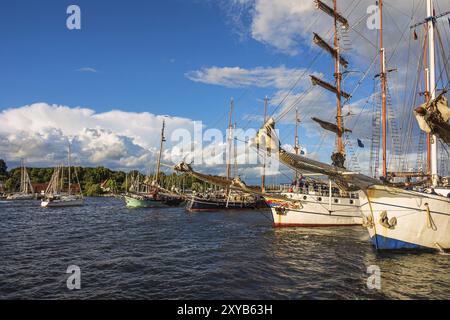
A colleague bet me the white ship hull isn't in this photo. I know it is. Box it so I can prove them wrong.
[264,192,362,227]
[359,185,450,250]
[41,196,84,208]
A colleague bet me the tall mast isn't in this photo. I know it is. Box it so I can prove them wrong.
[313,0,349,168]
[155,119,166,186]
[333,0,344,155]
[233,122,238,177]
[294,107,300,180]
[20,158,24,193]
[294,107,300,155]
[68,143,71,195]
[261,96,268,192]
[226,98,234,181]
[427,0,438,186]
[379,0,388,179]
[422,26,431,175]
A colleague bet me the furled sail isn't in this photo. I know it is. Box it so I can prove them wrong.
[312,117,352,135]
[314,0,349,28]
[414,93,450,145]
[174,162,303,205]
[255,118,381,192]
[310,75,351,99]
[313,33,349,68]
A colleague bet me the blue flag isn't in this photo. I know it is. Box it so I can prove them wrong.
[357,139,365,148]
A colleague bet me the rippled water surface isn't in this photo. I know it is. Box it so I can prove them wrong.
[1,197,449,299]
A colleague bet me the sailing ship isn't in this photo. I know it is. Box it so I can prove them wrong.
[124,120,184,208]
[6,159,35,200]
[256,0,450,251]
[41,144,84,207]
[177,99,261,212]
[174,161,300,211]
[262,0,361,227]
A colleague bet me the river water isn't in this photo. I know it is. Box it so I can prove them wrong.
[0,197,449,299]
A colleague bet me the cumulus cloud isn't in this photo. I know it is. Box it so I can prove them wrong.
[0,103,197,171]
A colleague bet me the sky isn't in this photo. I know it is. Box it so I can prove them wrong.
[1,0,449,183]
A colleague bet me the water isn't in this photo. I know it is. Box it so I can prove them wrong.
[0,197,449,299]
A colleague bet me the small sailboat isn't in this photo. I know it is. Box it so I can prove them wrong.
[6,159,35,200]
[41,144,84,208]
[124,120,184,208]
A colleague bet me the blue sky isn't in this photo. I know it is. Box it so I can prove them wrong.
[0,0,300,125]
[1,0,447,180]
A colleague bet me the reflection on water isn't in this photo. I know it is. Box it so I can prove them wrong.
[0,197,449,299]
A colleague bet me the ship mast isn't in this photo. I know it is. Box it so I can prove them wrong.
[427,0,438,186]
[422,25,431,175]
[68,142,71,195]
[312,0,349,168]
[155,119,166,186]
[261,96,268,192]
[226,98,234,181]
[333,0,344,156]
[294,107,300,180]
[378,0,388,179]
[20,158,24,193]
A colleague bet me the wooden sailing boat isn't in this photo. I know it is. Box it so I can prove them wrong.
[41,143,84,207]
[181,98,260,212]
[263,0,362,227]
[124,120,184,208]
[6,159,35,200]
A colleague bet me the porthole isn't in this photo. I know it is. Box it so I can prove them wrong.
[303,196,307,200]
[334,199,339,204]
[318,197,322,201]
[349,200,354,204]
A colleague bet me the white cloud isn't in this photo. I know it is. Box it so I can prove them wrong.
[0,103,196,171]
[185,65,313,89]
[77,67,98,73]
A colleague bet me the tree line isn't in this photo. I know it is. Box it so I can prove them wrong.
[0,159,208,196]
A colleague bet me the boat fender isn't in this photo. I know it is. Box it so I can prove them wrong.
[379,211,397,229]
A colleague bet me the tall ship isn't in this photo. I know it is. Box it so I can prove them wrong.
[358,0,450,250]
[262,0,361,227]
[41,144,84,207]
[175,99,261,212]
[124,120,184,208]
[256,0,450,251]
[6,159,35,200]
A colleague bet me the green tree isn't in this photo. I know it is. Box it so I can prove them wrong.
[85,183,103,196]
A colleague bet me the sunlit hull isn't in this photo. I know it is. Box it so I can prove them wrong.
[124,194,184,208]
[41,196,84,208]
[264,192,362,227]
[359,185,450,250]
[6,193,35,200]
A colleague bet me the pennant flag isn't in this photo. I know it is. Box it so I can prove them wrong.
[413,29,418,40]
[357,139,365,148]
[448,17,450,27]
